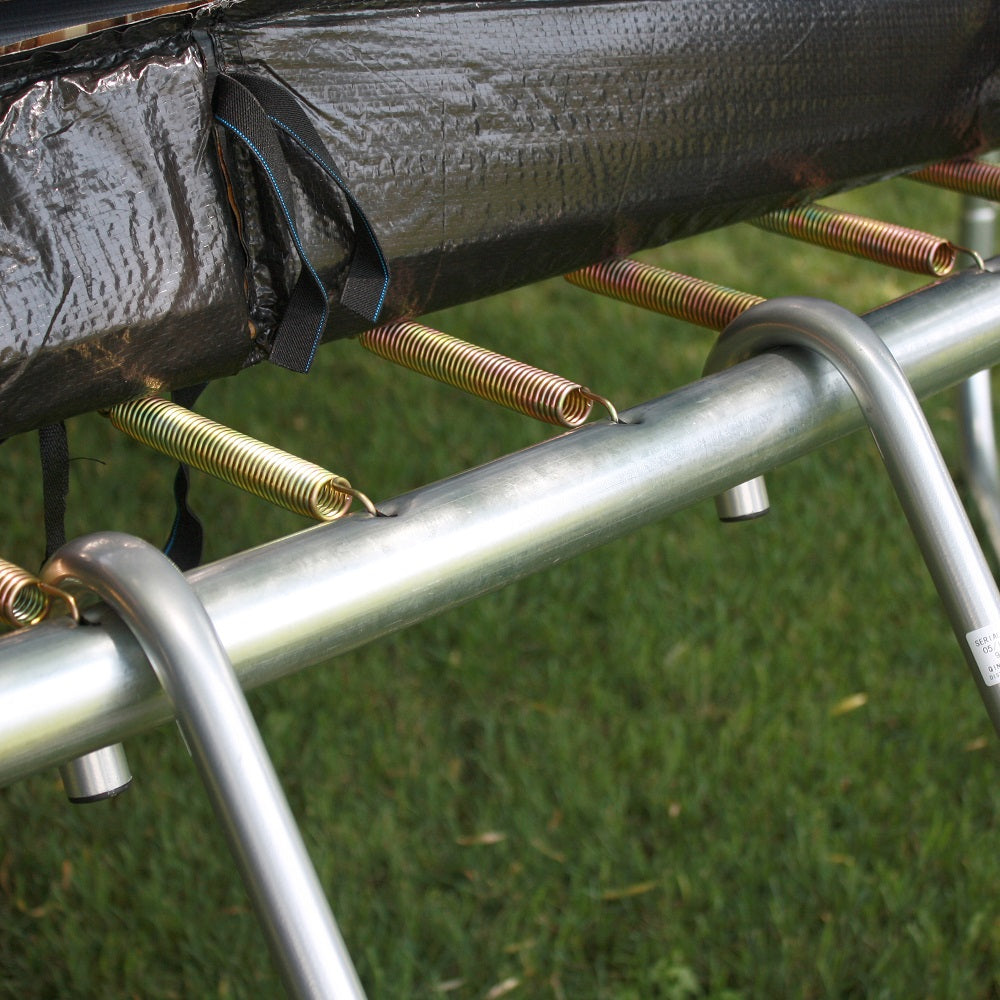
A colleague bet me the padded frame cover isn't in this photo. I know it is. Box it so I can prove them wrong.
[1,0,999,436]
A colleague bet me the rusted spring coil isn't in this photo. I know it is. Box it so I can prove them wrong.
[908,158,1000,202]
[0,558,77,629]
[749,203,958,276]
[359,322,618,427]
[106,397,377,520]
[565,258,765,331]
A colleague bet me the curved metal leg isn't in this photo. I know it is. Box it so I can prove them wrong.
[42,533,367,1000]
[958,369,1000,560]
[704,297,1000,737]
[957,193,1000,562]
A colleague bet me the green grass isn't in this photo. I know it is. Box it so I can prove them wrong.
[3,178,1000,999]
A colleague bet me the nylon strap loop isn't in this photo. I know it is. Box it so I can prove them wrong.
[38,422,69,564]
[162,383,207,571]
[213,72,390,372]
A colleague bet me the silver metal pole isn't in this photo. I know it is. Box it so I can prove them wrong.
[59,744,132,803]
[705,296,1000,734]
[957,195,1000,559]
[41,533,368,1000]
[3,264,1000,786]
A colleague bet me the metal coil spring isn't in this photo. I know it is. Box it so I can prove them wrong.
[749,203,957,276]
[565,258,765,330]
[908,158,1000,202]
[359,322,617,427]
[0,558,76,629]
[107,397,374,521]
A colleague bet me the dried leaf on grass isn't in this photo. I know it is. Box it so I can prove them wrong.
[503,938,536,955]
[484,978,520,999]
[827,853,856,867]
[601,880,658,901]
[831,692,868,716]
[456,831,507,846]
[529,837,565,862]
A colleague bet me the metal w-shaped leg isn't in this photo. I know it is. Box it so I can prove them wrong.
[705,297,1000,736]
[42,533,367,1000]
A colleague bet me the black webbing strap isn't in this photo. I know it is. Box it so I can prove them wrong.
[213,71,390,373]
[162,383,206,571]
[164,463,203,571]
[38,422,69,563]
[37,399,204,572]
[38,405,204,570]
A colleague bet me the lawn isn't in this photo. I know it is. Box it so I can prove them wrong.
[2,177,1000,999]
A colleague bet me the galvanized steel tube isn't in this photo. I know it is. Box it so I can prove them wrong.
[3,264,1000,786]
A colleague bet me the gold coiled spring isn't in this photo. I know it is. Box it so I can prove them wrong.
[106,397,375,521]
[749,203,957,276]
[908,158,1000,202]
[359,321,618,427]
[0,558,77,629]
[565,258,765,330]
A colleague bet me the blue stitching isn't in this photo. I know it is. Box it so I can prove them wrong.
[164,513,181,556]
[215,113,328,361]
[271,117,390,310]
[269,116,390,319]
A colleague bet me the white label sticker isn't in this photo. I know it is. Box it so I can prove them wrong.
[966,626,1000,687]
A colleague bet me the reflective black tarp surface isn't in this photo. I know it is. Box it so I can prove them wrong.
[2,1,999,436]
[0,38,250,437]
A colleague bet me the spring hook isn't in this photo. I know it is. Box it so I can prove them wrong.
[748,203,958,276]
[908,157,1000,203]
[105,397,376,521]
[565,258,765,330]
[0,557,78,629]
[359,321,619,427]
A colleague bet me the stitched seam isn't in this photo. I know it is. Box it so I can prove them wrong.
[215,113,328,355]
